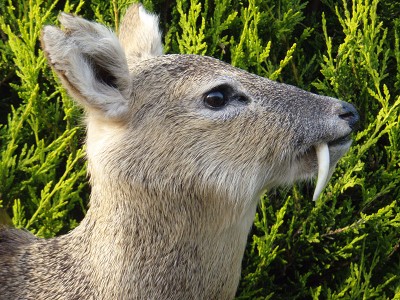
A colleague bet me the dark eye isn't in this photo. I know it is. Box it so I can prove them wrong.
[204,91,228,109]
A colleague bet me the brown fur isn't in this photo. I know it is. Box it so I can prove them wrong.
[0,4,358,299]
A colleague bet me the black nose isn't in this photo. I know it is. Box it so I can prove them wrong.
[339,102,359,129]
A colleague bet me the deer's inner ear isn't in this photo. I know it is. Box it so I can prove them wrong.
[87,56,119,89]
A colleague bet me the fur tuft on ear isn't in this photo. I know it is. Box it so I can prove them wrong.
[119,4,163,69]
[41,13,131,120]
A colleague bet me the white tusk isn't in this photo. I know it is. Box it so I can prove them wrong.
[313,143,330,201]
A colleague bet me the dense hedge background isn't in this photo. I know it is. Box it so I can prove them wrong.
[1,0,399,298]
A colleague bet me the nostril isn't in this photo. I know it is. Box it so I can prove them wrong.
[340,111,356,122]
[339,102,360,129]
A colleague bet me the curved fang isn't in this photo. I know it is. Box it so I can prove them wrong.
[313,143,330,201]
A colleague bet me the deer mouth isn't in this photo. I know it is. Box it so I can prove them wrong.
[313,134,353,201]
[328,133,352,147]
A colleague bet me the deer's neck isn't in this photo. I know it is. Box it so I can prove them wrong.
[65,181,257,299]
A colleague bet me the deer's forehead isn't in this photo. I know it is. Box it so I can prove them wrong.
[131,54,263,102]
[134,54,247,81]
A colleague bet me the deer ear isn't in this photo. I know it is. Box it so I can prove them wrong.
[119,4,163,68]
[41,13,130,120]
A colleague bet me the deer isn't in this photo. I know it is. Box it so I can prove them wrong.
[0,4,359,299]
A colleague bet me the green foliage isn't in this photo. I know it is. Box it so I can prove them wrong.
[175,0,207,55]
[0,0,399,297]
[0,0,87,237]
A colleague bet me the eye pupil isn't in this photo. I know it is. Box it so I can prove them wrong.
[204,91,227,108]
